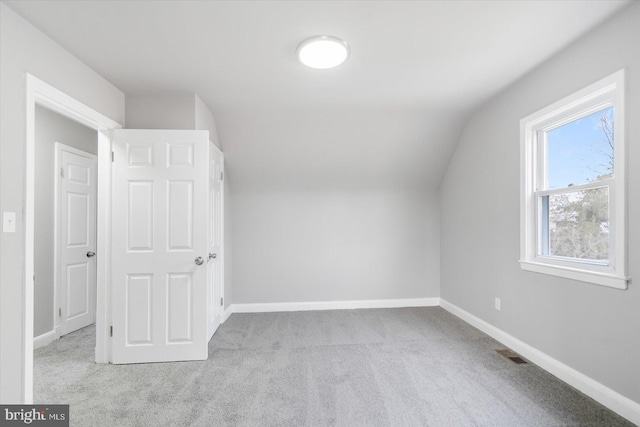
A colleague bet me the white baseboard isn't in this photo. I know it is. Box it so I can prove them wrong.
[440,299,640,426]
[33,330,56,349]
[222,306,233,323]
[231,297,440,314]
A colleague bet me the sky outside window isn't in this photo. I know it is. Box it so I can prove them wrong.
[546,107,614,189]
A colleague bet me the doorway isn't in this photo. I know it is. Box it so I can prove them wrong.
[24,74,121,403]
[33,106,98,347]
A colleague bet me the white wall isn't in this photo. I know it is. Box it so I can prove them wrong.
[34,106,98,337]
[217,104,454,307]
[195,94,221,150]
[125,92,222,150]
[232,188,440,304]
[124,92,231,308]
[0,3,124,402]
[125,92,194,130]
[440,2,640,406]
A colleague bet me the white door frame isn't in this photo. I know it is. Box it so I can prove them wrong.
[213,142,225,330]
[208,142,225,340]
[53,143,98,339]
[24,74,121,402]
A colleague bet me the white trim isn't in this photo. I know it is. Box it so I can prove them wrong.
[24,74,121,403]
[25,78,36,404]
[213,143,225,329]
[519,69,627,289]
[231,298,440,314]
[206,142,225,340]
[519,260,628,289]
[95,129,115,364]
[440,299,640,425]
[222,306,233,323]
[220,151,225,327]
[33,330,56,350]
[53,144,61,339]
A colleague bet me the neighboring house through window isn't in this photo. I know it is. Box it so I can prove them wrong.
[520,70,628,289]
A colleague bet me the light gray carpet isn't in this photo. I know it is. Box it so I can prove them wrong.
[34,307,633,426]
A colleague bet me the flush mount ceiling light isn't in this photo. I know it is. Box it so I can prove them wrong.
[297,35,350,69]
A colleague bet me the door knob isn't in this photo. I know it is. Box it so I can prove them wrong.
[87,251,96,258]
[194,257,205,265]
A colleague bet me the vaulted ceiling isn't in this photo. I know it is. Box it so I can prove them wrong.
[5,0,631,192]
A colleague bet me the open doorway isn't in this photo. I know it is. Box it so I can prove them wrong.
[24,74,121,403]
[33,105,98,348]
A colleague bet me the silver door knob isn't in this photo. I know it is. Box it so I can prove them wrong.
[208,253,217,261]
[194,257,205,265]
[87,251,96,258]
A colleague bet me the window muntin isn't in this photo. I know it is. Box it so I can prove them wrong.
[520,70,627,289]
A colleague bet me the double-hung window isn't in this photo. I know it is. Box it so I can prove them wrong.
[520,70,628,289]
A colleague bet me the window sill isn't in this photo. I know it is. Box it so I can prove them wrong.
[519,260,629,290]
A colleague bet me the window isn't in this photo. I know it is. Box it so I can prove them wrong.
[520,70,628,289]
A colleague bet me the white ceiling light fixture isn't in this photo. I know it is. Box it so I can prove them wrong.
[297,35,350,69]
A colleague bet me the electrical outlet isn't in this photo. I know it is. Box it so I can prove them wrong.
[494,297,501,311]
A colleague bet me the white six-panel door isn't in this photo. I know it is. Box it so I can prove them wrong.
[111,130,209,364]
[57,144,97,336]
[207,143,224,340]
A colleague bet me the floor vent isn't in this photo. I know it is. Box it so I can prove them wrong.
[496,349,528,365]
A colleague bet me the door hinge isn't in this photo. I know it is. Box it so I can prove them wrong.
[110,326,113,337]
[60,167,65,178]
[220,297,223,306]
[58,308,62,317]
[220,171,224,181]
[111,151,115,162]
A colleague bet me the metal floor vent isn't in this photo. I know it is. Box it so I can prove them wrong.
[496,349,528,365]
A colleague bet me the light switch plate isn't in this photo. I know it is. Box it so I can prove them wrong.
[3,212,16,233]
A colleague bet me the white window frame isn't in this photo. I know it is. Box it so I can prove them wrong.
[520,70,628,290]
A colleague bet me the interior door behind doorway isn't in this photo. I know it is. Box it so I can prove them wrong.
[56,144,97,336]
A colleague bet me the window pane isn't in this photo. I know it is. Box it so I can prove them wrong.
[542,187,609,261]
[546,107,613,189]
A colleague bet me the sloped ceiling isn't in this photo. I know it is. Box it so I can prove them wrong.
[5,0,631,192]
